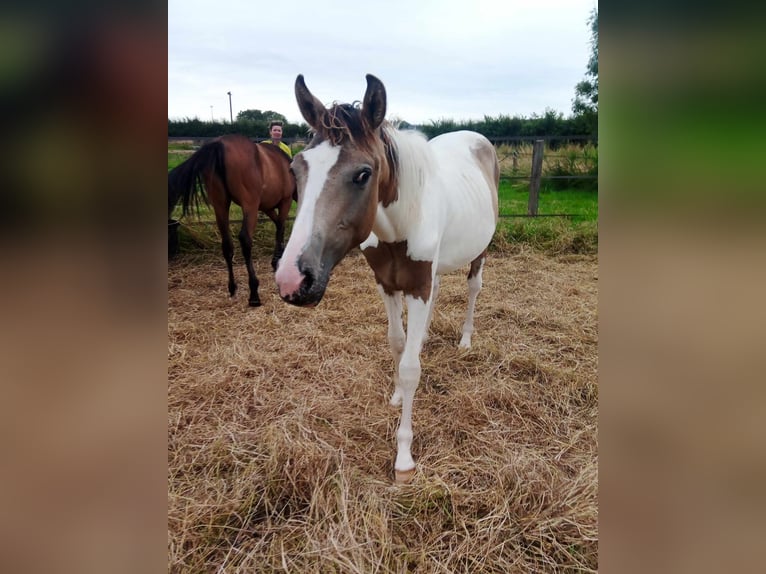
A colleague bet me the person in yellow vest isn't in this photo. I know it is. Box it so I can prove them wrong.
[263,120,292,159]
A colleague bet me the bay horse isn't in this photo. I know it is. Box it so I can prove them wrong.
[274,75,499,482]
[169,135,296,307]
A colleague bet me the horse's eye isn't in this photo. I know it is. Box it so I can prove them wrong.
[353,168,372,186]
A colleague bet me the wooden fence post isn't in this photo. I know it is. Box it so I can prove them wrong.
[527,139,544,216]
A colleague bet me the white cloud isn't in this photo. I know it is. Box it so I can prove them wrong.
[168,0,596,124]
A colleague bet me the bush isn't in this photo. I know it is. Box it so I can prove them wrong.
[545,143,598,191]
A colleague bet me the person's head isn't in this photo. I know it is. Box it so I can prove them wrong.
[269,121,283,142]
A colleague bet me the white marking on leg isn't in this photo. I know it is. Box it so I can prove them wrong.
[459,260,483,349]
[394,294,432,473]
[378,286,405,406]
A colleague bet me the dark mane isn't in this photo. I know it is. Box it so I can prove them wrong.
[309,102,400,183]
[313,102,366,146]
[380,125,399,195]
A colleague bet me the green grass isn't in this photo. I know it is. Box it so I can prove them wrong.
[490,180,598,254]
[169,156,598,256]
[498,180,597,220]
[168,152,188,171]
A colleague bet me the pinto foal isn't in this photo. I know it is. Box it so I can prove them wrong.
[275,75,499,482]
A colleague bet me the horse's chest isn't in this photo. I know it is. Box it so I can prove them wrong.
[361,241,433,301]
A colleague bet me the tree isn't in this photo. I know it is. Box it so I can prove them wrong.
[572,7,598,129]
[236,109,287,124]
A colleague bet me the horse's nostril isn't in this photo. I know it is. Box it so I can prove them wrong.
[302,269,314,293]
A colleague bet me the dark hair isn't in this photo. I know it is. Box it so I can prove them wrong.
[269,121,283,129]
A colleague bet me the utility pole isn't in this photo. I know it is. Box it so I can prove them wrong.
[210,105,213,122]
[227,91,233,123]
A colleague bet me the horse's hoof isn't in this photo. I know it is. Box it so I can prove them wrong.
[249,299,262,307]
[394,468,416,484]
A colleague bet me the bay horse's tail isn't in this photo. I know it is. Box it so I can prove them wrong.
[167,139,230,218]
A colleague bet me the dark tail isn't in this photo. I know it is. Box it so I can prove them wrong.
[167,140,228,218]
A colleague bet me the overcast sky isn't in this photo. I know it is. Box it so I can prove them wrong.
[168,0,596,126]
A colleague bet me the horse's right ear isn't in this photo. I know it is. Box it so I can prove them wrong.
[362,74,386,131]
[295,75,326,131]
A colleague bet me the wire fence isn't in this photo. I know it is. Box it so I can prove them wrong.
[169,136,597,219]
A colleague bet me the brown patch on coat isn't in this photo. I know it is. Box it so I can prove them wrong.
[362,240,432,301]
[471,140,500,221]
[468,251,487,279]
[305,104,400,209]
[377,127,399,207]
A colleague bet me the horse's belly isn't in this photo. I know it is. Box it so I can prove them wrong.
[432,186,496,274]
[436,224,494,274]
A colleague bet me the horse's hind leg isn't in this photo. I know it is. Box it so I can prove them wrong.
[422,275,440,344]
[460,252,486,349]
[238,211,261,307]
[214,208,237,297]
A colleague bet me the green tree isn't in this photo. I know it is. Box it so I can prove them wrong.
[572,7,598,133]
[236,109,287,124]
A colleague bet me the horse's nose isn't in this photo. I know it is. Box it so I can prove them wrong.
[277,262,327,307]
[275,260,304,299]
[300,267,315,295]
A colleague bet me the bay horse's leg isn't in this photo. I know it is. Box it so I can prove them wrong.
[394,292,434,484]
[261,208,281,271]
[459,252,486,349]
[213,201,237,297]
[264,195,291,271]
[238,210,261,307]
[378,287,405,407]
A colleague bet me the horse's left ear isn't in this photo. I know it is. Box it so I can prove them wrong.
[362,74,387,131]
[295,74,326,131]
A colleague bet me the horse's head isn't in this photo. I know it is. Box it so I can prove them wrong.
[275,74,395,306]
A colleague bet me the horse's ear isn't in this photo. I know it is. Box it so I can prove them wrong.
[362,74,386,131]
[295,74,326,130]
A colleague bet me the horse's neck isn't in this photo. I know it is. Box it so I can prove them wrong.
[372,128,432,243]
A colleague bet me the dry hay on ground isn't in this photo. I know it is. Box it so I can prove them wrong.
[168,247,598,573]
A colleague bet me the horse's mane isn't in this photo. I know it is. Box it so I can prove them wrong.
[382,124,433,211]
[308,102,434,224]
[310,101,365,146]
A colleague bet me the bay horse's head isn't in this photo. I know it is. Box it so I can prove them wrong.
[275,74,396,306]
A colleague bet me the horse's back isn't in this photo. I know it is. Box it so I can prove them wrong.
[255,143,295,208]
[425,131,498,273]
[429,130,498,188]
[214,136,293,210]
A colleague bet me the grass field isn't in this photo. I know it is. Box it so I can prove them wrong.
[168,142,598,257]
[169,249,598,572]
[168,140,599,571]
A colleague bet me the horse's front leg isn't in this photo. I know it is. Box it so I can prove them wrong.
[268,197,291,272]
[393,294,433,484]
[238,211,261,307]
[378,287,405,406]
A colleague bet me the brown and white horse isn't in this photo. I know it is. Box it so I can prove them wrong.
[275,75,499,482]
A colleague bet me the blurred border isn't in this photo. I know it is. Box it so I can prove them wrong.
[601,4,766,573]
[2,2,765,573]
[0,5,167,574]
